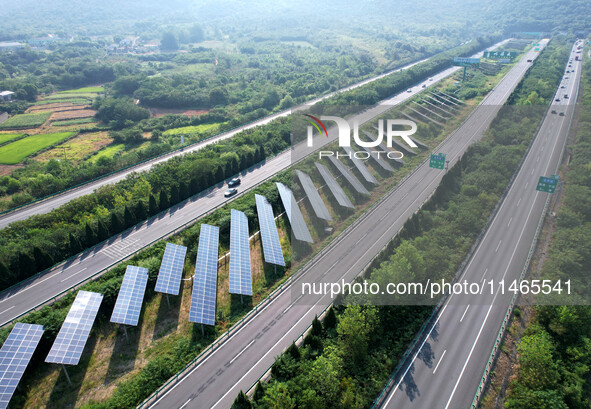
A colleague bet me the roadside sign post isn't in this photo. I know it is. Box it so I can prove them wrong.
[429,153,446,170]
[536,175,558,193]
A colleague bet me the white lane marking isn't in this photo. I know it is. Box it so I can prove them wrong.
[230,339,256,365]
[283,305,292,314]
[517,197,522,207]
[460,305,470,323]
[179,399,191,409]
[524,181,529,189]
[433,350,447,374]
[507,217,512,227]
[0,306,15,315]
[60,268,87,282]
[481,268,488,282]
[495,240,502,253]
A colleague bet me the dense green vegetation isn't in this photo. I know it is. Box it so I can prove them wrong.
[230,38,573,408]
[504,45,591,409]
[0,111,51,129]
[0,132,75,164]
[0,133,24,144]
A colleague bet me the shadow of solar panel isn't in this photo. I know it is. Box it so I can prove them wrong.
[155,243,187,295]
[365,130,404,165]
[110,266,149,326]
[189,224,219,326]
[314,162,354,209]
[229,209,252,296]
[255,194,285,266]
[296,170,332,221]
[276,182,313,243]
[326,156,370,195]
[360,145,395,172]
[0,323,43,409]
[342,147,378,184]
[46,291,103,365]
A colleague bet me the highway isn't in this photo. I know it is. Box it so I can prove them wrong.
[143,43,545,409]
[379,40,581,409]
[0,40,508,229]
[0,41,510,327]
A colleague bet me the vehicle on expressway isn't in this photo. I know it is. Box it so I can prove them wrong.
[228,178,241,187]
[224,188,238,197]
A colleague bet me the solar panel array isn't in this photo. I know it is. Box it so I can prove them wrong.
[365,130,404,165]
[110,266,149,326]
[46,291,103,365]
[408,135,428,149]
[296,170,332,221]
[276,182,313,243]
[155,243,187,296]
[189,224,219,326]
[389,137,417,155]
[361,145,394,172]
[255,194,285,266]
[0,323,44,409]
[314,162,355,209]
[229,210,253,296]
[327,155,370,195]
[342,147,378,184]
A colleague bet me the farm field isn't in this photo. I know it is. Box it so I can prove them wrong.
[51,118,97,126]
[0,112,52,130]
[89,143,125,162]
[0,133,24,145]
[57,86,104,94]
[0,132,75,164]
[35,131,112,163]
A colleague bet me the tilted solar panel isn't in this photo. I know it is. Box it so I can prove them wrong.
[296,170,332,221]
[276,182,313,243]
[0,323,44,409]
[229,209,252,296]
[110,265,149,326]
[189,224,219,326]
[155,243,187,295]
[326,156,370,195]
[46,291,103,365]
[342,147,378,184]
[255,194,285,266]
[314,162,354,209]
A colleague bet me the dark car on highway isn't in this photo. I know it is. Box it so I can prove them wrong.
[228,178,241,187]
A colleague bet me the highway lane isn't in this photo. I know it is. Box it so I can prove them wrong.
[380,40,581,409]
[144,43,544,409]
[0,40,508,229]
[0,41,511,327]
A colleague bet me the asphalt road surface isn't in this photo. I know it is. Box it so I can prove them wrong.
[0,40,508,229]
[0,41,510,327]
[380,40,581,409]
[143,43,545,409]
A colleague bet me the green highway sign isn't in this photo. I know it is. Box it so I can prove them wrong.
[483,51,517,60]
[453,57,480,67]
[536,175,558,193]
[429,153,446,170]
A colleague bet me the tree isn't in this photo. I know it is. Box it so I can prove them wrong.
[262,382,295,409]
[97,219,109,242]
[123,206,136,228]
[170,185,180,205]
[231,391,252,409]
[17,251,36,281]
[189,24,204,42]
[516,329,560,390]
[286,342,301,360]
[33,246,54,272]
[0,260,15,290]
[324,307,337,329]
[311,315,322,336]
[161,32,179,51]
[209,87,228,106]
[110,212,124,234]
[69,232,82,254]
[85,223,96,247]
[149,194,159,216]
[337,305,378,365]
[159,190,170,211]
[252,381,265,403]
[135,200,148,221]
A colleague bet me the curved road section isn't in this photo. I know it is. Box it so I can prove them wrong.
[141,44,545,409]
[379,41,580,409]
[0,41,510,327]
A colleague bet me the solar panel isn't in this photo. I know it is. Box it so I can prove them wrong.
[255,194,285,266]
[314,162,355,209]
[229,210,253,296]
[408,135,428,149]
[0,323,43,409]
[296,170,332,221]
[360,145,395,172]
[326,156,370,195]
[110,265,149,326]
[155,243,187,295]
[189,224,219,326]
[276,182,314,243]
[46,291,103,365]
[365,130,404,165]
[342,147,378,184]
